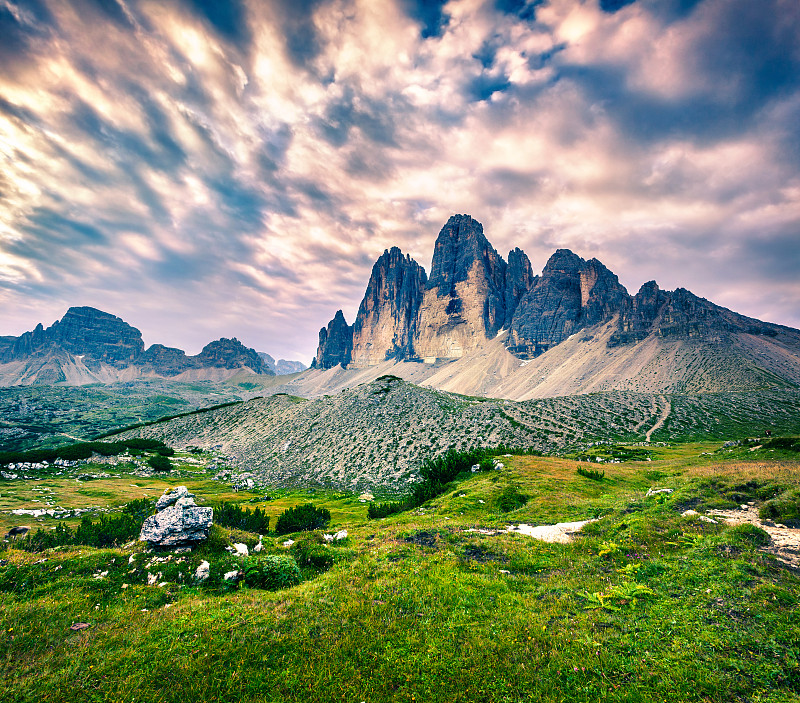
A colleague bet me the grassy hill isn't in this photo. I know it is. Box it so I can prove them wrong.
[1,443,799,702]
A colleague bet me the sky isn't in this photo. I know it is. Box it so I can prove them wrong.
[1,0,799,362]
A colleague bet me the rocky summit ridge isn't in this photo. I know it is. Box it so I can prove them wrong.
[313,214,799,377]
[0,306,278,386]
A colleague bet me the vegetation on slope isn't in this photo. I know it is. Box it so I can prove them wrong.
[1,446,799,702]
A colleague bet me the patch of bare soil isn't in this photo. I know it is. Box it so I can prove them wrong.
[707,504,800,569]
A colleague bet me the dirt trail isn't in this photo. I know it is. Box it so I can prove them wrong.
[645,396,671,442]
[707,505,800,569]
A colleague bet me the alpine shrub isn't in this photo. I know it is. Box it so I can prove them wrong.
[147,454,172,472]
[274,503,331,534]
[213,502,270,533]
[291,535,335,570]
[243,555,301,590]
[493,484,529,513]
[577,466,605,481]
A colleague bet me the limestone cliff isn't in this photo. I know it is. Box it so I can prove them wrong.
[312,310,353,369]
[506,250,629,358]
[413,214,507,360]
[350,247,427,367]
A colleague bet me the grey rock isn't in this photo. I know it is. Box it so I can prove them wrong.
[507,249,629,358]
[155,485,194,511]
[312,310,353,369]
[350,247,427,367]
[140,490,212,548]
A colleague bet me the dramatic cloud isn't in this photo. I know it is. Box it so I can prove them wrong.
[1,0,798,361]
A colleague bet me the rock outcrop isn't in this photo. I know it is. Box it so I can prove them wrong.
[507,250,629,358]
[139,486,213,548]
[5,307,144,368]
[350,247,427,367]
[413,214,508,360]
[312,310,353,369]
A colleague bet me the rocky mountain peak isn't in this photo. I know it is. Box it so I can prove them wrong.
[507,250,629,358]
[350,247,427,367]
[195,337,272,374]
[313,310,353,369]
[7,305,145,368]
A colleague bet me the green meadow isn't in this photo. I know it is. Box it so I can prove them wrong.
[1,444,799,702]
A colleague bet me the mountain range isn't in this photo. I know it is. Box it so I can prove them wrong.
[306,214,800,398]
[0,306,305,386]
[2,213,799,396]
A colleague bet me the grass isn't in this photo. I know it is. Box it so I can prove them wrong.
[1,446,799,702]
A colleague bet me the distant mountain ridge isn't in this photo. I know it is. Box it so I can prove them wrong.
[0,306,294,386]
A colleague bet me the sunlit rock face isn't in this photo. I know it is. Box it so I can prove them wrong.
[413,214,508,361]
[506,250,629,358]
[350,247,427,367]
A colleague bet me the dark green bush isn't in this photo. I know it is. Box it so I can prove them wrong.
[291,535,335,570]
[727,523,771,547]
[492,484,529,513]
[147,454,172,472]
[18,498,153,552]
[243,555,301,590]
[367,500,407,519]
[0,438,170,467]
[577,466,605,481]
[213,502,270,533]
[275,503,331,534]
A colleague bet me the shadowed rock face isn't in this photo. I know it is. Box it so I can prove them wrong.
[6,307,145,368]
[350,247,427,367]
[313,310,353,369]
[2,307,273,381]
[507,250,630,358]
[413,214,508,360]
[609,282,780,347]
[504,247,535,326]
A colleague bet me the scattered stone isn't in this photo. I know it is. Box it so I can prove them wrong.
[223,570,240,582]
[646,488,673,497]
[70,622,91,631]
[682,509,699,517]
[194,561,210,582]
[282,539,295,548]
[323,529,348,542]
[253,536,264,553]
[232,542,249,556]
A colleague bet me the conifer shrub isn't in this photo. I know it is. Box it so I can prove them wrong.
[243,554,301,590]
[274,503,331,534]
[291,534,335,569]
[213,502,270,533]
[492,484,529,513]
[147,454,172,472]
[19,498,153,552]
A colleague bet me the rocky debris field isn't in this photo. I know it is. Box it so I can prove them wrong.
[115,378,800,491]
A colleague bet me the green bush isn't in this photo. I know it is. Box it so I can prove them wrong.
[727,523,771,547]
[577,466,605,481]
[243,555,301,590]
[213,502,270,533]
[291,535,335,570]
[147,454,172,472]
[492,484,529,513]
[759,493,800,527]
[274,503,331,534]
